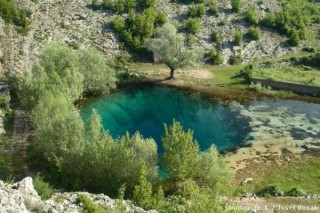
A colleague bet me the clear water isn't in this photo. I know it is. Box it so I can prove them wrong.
[81,85,320,152]
[80,85,251,152]
[2,85,320,180]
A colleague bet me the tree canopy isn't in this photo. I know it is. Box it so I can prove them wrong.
[161,120,200,186]
[22,43,116,108]
[145,23,202,79]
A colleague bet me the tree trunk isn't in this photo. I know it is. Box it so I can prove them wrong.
[169,67,175,79]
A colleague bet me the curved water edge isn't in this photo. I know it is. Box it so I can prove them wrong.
[2,84,320,181]
[80,84,320,153]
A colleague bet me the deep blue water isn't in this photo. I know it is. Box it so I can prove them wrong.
[80,85,250,152]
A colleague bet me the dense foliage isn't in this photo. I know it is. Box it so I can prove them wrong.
[260,0,320,45]
[184,17,202,34]
[187,4,205,18]
[22,43,116,108]
[161,120,200,187]
[145,23,202,78]
[231,0,241,13]
[210,30,221,43]
[240,64,254,83]
[245,6,258,25]
[208,0,219,16]
[247,27,260,41]
[112,8,167,50]
[229,54,242,65]
[33,174,54,200]
[299,53,320,68]
[0,0,30,34]
[207,47,223,65]
[21,41,233,211]
[233,30,243,46]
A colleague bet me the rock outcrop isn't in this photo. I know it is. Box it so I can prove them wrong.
[0,177,157,213]
[0,0,300,76]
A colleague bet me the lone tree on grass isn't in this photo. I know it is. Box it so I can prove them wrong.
[145,23,202,79]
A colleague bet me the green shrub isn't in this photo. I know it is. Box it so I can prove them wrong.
[105,0,137,14]
[187,34,197,45]
[0,94,9,108]
[178,0,205,4]
[24,199,43,213]
[219,18,227,26]
[260,0,318,40]
[257,185,283,197]
[207,47,223,65]
[288,30,300,46]
[188,4,205,18]
[249,82,262,92]
[240,64,254,83]
[247,27,260,41]
[231,0,241,13]
[111,16,126,32]
[299,52,320,68]
[208,0,218,16]
[103,0,113,9]
[210,30,221,43]
[285,187,306,197]
[111,8,167,50]
[0,0,30,34]
[245,6,258,25]
[229,54,242,65]
[184,18,201,34]
[91,0,99,8]
[155,11,168,27]
[33,174,54,200]
[139,0,156,9]
[76,194,105,213]
[233,31,243,46]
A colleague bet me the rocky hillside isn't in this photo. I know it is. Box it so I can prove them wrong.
[0,177,156,213]
[0,0,304,76]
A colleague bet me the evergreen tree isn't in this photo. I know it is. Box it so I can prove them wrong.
[133,163,153,210]
[161,120,200,189]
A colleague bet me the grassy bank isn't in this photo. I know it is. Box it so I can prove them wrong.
[129,62,320,103]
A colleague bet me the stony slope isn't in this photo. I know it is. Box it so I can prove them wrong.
[0,177,156,213]
[0,0,301,76]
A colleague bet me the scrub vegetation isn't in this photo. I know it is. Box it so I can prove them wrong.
[1,0,320,211]
[18,43,233,212]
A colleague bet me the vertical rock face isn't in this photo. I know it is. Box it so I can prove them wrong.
[0,177,157,213]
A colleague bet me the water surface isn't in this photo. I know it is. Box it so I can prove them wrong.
[81,85,320,152]
[81,85,251,151]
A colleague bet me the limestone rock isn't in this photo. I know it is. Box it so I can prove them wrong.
[0,177,157,213]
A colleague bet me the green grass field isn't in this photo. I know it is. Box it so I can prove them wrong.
[254,66,320,86]
[251,158,320,195]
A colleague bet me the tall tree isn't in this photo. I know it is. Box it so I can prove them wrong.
[193,145,234,192]
[107,132,159,196]
[78,48,116,95]
[161,120,200,189]
[22,43,84,108]
[132,163,153,210]
[145,23,202,79]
